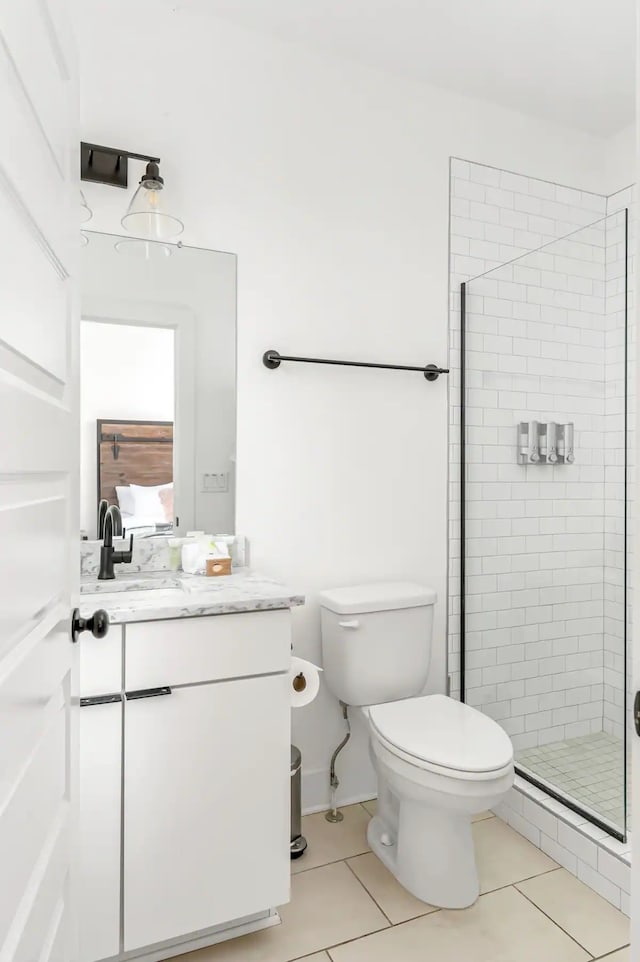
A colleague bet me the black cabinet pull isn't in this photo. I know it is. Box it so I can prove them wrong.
[126,687,172,701]
[80,693,122,708]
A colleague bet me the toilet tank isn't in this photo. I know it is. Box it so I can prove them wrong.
[319,582,437,707]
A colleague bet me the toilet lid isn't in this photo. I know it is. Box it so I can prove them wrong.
[368,694,513,774]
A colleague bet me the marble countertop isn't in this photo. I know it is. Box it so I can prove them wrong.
[79,569,305,624]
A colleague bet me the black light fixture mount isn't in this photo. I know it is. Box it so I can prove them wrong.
[81,143,161,189]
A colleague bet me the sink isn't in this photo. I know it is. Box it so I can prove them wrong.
[86,587,185,606]
[80,573,182,594]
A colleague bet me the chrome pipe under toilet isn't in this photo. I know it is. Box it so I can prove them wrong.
[326,702,351,823]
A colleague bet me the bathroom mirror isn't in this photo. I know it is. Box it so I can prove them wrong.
[80,231,236,539]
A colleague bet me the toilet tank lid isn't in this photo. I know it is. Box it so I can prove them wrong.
[319,582,437,614]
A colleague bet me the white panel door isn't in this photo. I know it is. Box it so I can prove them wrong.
[0,2,79,961]
[123,675,290,951]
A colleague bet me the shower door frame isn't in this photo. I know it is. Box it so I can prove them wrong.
[459,210,629,843]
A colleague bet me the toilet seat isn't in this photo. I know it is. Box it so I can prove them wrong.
[368,694,513,780]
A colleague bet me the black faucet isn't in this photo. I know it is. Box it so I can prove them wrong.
[107,503,123,537]
[98,510,134,580]
[98,499,109,539]
[98,502,124,540]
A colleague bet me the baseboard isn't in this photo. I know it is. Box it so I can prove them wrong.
[302,767,377,815]
[302,792,377,816]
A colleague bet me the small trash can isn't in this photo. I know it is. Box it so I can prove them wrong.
[290,745,307,859]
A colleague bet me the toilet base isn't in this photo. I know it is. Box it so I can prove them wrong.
[368,807,479,909]
[367,732,513,910]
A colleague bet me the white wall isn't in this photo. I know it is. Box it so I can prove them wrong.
[76,0,612,809]
[80,322,175,535]
[604,124,636,195]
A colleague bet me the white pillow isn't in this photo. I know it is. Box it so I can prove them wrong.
[129,482,172,522]
[115,485,135,516]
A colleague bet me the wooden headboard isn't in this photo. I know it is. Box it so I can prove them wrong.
[97,419,174,508]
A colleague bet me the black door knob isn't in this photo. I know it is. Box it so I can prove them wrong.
[71,608,109,644]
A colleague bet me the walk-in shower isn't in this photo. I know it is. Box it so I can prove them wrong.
[459,210,629,841]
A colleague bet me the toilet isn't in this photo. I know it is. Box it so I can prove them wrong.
[319,582,514,909]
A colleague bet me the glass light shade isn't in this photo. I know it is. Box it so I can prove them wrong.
[80,190,92,224]
[121,182,184,241]
[114,238,174,260]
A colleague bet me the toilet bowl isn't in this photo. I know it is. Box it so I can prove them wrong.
[318,582,515,910]
[363,694,514,908]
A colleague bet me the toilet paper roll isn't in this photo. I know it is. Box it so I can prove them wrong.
[289,657,323,708]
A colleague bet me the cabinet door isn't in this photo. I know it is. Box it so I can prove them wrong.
[78,699,123,962]
[80,624,122,697]
[123,675,290,951]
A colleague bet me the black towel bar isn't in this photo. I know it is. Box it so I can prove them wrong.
[262,350,449,382]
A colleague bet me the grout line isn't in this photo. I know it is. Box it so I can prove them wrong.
[481,865,563,897]
[291,863,628,962]
[313,921,392,961]
[472,812,496,823]
[342,858,395,928]
[291,830,626,960]
[592,947,631,960]
[291,952,334,961]
[290,953,332,961]
[311,880,612,962]
[292,849,370,876]
[515,886,600,959]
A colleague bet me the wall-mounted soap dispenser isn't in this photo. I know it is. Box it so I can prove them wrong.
[517,422,575,464]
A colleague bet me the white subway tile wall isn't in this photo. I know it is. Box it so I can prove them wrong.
[449,159,612,745]
[447,160,635,890]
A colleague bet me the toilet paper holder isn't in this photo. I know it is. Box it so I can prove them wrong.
[517,421,575,464]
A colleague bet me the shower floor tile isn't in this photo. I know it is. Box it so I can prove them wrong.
[517,732,629,831]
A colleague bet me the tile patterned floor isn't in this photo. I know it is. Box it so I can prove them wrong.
[518,732,628,831]
[175,803,630,962]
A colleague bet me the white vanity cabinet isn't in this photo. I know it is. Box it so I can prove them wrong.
[78,608,292,962]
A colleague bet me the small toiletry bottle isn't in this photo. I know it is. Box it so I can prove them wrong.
[167,538,183,571]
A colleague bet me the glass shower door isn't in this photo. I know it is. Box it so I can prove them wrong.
[460,211,628,839]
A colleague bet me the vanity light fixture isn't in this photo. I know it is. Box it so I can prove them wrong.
[80,142,185,241]
[121,160,184,241]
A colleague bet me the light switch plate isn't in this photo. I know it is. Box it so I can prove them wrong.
[202,472,229,493]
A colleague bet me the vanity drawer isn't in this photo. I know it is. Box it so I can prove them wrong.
[125,609,291,690]
[80,625,123,697]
